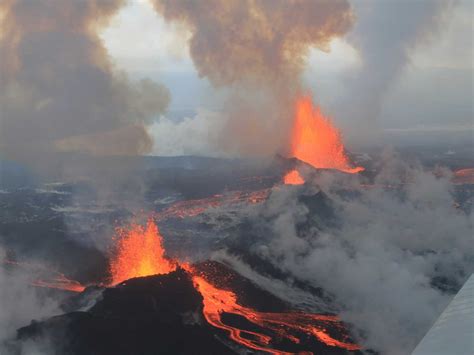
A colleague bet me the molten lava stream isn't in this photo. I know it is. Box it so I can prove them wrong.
[154,189,270,221]
[2,259,85,292]
[108,219,360,353]
[289,95,364,174]
[109,218,175,285]
[192,274,360,354]
[31,276,86,293]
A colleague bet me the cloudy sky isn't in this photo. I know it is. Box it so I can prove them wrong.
[99,0,472,152]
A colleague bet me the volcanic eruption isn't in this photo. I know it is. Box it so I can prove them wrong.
[106,218,361,354]
[110,219,176,285]
[289,96,364,174]
[191,271,361,354]
[19,217,356,354]
[2,1,472,355]
[283,169,305,185]
[283,95,364,185]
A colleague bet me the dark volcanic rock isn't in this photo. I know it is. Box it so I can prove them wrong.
[9,262,363,355]
[194,260,291,313]
[189,261,361,355]
[13,268,233,355]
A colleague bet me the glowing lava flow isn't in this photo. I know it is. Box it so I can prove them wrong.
[2,259,85,292]
[31,276,86,292]
[154,189,270,221]
[108,219,360,353]
[283,169,305,185]
[289,96,364,174]
[192,274,360,354]
[109,219,176,285]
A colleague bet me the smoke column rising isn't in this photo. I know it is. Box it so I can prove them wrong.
[151,0,354,157]
[0,0,170,165]
[0,0,175,267]
[0,248,59,354]
[336,0,456,144]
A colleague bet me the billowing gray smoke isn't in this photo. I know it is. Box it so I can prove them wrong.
[336,0,456,144]
[151,0,353,156]
[0,2,171,348]
[152,0,353,87]
[149,0,459,156]
[204,151,474,354]
[0,0,170,165]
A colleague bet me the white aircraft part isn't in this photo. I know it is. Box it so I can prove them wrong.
[412,274,474,355]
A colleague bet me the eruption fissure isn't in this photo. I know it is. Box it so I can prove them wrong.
[283,169,305,185]
[108,218,360,354]
[110,219,176,285]
[289,96,364,175]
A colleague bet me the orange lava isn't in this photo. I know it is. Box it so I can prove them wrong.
[107,218,360,353]
[192,274,360,354]
[289,96,364,174]
[2,259,85,292]
[31,277,86,293]
[154,189,270,221]
[109,218,175,285]
[453,168,474,185]
[284,169,305,185]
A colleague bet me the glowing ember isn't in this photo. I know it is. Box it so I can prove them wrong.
[192,274,360,354]
[110,219,175,285]
[290,96,364,174]
[283,169,305,185]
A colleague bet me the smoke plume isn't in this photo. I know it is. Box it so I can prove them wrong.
[0,248,59,354]
[336,0,456,144]
[151,0,353,156]
[152,0,353,87]
[0,0,170,165]
[204,151,474,354]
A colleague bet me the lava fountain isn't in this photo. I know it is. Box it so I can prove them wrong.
[108,218,360,353]
[283,169,305,185]
[289,96,364,174]
[110,218,176,285]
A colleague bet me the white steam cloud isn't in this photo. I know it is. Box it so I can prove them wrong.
[0,248,60,354]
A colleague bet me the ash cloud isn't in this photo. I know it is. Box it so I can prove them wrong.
[0,0,170,166]
[151,0,354,157]
[0,0,172,249]
[152,0,353,87]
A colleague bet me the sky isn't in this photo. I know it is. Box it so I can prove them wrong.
[99,0,473,150]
